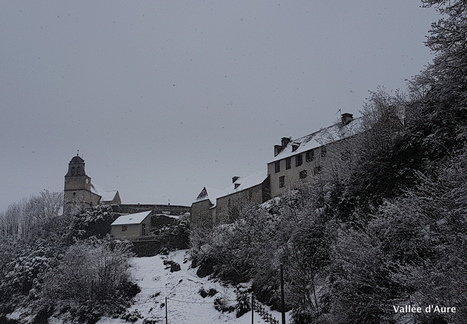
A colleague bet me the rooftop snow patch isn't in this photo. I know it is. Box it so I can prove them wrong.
[91,183,119,201]
[268,117,363,163]
[194,170,268,204]
[111,210,151,225]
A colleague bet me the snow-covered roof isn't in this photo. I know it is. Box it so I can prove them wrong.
[91,184,118,202]
[268,117,363,163]
[194,170,268,205]
[111,210,151,226]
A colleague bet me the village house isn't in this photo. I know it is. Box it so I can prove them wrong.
[191,113,362,228]
[110,210,152,240]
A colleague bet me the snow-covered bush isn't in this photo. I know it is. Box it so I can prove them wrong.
[67,205,119,242]
[37,238,138,322]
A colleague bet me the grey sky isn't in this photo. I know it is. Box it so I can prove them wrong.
[0,1,437,211]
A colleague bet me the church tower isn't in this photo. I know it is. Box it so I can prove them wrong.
[64,154,101,214]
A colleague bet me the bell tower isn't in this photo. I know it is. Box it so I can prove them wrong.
[64,153,101,214]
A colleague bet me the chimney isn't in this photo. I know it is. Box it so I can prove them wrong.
[232,176,240,183]
[341,113,353,126]
[274,137,292,157]
[281,137,292,147]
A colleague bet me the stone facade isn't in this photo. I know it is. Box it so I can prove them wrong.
[191,171,270,228]
[191,113,362,228]
[63,155,102,215]
[268,114,361,197]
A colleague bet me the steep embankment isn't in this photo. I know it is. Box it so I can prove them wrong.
[96,250,277,324]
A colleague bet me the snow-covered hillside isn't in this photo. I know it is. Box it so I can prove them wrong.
[96,250,281,324]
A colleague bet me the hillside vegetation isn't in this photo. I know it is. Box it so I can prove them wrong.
[190,1,467,323]
[0,202,139,324]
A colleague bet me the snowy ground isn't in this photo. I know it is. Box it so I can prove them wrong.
[96,250,282,324]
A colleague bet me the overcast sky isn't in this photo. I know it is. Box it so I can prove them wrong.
[0,1,437,211]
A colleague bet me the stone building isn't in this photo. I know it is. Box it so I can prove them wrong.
[268,113,361,197]
[63,155,119,215]
[191,113,362,228]
[63,154,190,229]
[191,171,270,228]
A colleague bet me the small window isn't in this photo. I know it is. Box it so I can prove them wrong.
[71,167,75,175]
[275,161,280,173]
[306,150,314,162]
[121,225,128,231]
[286,157,291,170]
[295,154,303,167]
[292,144,299,152]
[321,146,327,158]
[76,166,81,175]
[299,170,307,179]
[279,176,285,188]
[314,166,321,175]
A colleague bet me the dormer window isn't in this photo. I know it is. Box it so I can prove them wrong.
[292,143,300,152]
[234,183,240,189]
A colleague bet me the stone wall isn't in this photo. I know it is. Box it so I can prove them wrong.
[130,232,190,257]
[116,204,190,216]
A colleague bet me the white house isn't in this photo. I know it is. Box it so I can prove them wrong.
[110,210,152,239]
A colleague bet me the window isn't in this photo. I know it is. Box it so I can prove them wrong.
[314,166,321,175]
[321,146,327,158]
[292,144,299,152]
[275,161,280,173]
[295,154,303,167]
[71,167,75,175]
[279,176,285,188]
[121,225,128,231]
[306,150,314,162]
[286,157,291,170]
[299,170,307,179]
[76,166,81,175]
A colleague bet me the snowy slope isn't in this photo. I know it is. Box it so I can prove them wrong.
[96,250,281,324]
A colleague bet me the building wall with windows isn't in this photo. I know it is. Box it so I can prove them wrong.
[191,113,362,228]
[267,131,360,197]
[191,172,270,228]
[214,179,269,225]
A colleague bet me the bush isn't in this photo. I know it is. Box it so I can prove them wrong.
[37,238,136,321]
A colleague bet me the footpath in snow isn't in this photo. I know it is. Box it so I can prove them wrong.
[97,249,279,324]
